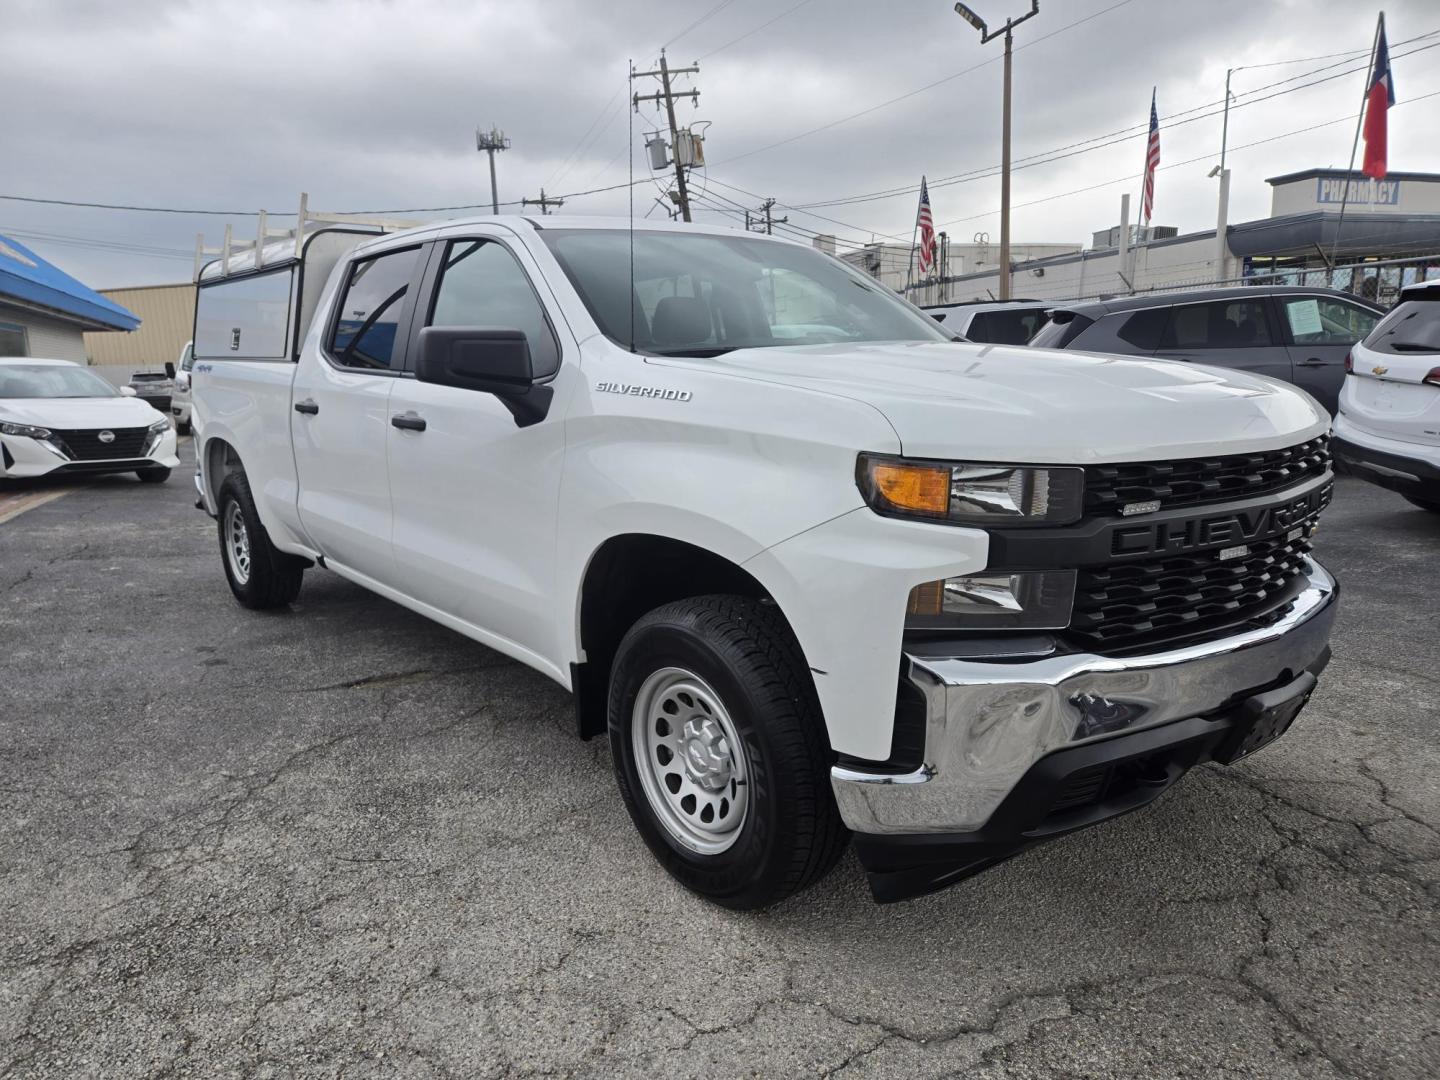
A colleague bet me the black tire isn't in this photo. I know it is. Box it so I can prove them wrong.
[136,467,171,484]
[176,418,192,436]
[216,471,305,609]
[608,595,848,909]
[1403,495,1440,514]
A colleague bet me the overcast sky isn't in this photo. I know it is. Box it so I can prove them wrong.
[3,0,1436,288]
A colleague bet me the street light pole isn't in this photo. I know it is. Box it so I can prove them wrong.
[954,1,1039,301]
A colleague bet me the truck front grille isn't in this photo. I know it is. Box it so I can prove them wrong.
[1084,436,1330,516]
[50,427,151,460]
[1068,533,1313,652]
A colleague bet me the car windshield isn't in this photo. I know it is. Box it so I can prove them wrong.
[541,229,956,356]
[0,364,121,399]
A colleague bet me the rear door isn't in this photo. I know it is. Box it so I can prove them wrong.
[385,231,572,663]
[1152,297,1292,386]
[1277,294,1382,414]
[291,243,424,579]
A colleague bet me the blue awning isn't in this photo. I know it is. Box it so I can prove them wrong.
[0,233,140,332]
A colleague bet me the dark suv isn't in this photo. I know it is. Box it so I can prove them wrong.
[1030,286,1384,413]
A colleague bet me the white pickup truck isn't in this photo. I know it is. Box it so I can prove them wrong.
[191,216,1338,906]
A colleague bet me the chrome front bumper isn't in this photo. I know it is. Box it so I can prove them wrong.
[832,558,1338,836]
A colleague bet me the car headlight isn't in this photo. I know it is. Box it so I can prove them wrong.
[147,417,172,434]
[857,454,1084,526]
[906,570,1076,630]
[0,421,53,439]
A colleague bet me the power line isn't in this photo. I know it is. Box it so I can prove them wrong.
[664,0,740,50]
[698,0,818,59]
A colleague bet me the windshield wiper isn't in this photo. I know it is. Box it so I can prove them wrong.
[1387,341,1439,352]
[650,347,738,358]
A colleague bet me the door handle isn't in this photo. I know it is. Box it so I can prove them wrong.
[294,399,319,415]
[1297,357,1327,367]
[391,412,427,432]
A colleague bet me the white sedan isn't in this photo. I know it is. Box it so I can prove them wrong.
[0,358,179,483]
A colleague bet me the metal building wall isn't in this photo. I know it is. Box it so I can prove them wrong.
[84,283,195,368]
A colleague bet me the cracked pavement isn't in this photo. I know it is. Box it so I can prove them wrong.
[1,444,1437,1078]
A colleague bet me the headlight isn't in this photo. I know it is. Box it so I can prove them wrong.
[0,421,53,438]
[857,454,1084,526]
[147,417,172,433]
[906,570,1076,630]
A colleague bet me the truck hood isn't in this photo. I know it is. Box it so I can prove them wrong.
[667,341,1329,463]
[0,396,166,430]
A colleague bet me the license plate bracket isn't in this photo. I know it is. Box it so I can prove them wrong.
[1212,670,1317,765]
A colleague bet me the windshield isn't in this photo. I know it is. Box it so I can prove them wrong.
[0,364,121,399]
[541,229,955,356]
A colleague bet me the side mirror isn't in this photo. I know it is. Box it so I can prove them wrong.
[119,385,138,397]
[415,326,553,427]
[164,362,177,379]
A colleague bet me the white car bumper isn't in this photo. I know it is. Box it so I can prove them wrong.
[0,426,180,479]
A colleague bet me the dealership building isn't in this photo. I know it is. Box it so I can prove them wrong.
[898,168,1440,307]
[0,233,139,360]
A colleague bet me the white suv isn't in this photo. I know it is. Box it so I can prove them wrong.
[1334,281,1440,513]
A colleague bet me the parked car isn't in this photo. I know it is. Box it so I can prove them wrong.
[1030,286,1384,414]
[170,340,195,434]
[0,358,178,482]
[922,299,1050,344]
[1333,280,1440,512]
[192,218,1336,907]
[127,368,176,416]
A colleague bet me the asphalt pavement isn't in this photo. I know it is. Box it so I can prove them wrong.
[1,442,1437,1079]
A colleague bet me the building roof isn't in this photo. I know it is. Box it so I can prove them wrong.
[1266,167,1440,185]
[0,234,140,332]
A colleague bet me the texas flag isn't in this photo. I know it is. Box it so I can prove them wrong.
[1362,16,1395,180]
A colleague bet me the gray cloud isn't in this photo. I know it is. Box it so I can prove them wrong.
[2,0,1434,287]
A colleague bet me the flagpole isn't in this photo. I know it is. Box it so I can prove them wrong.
[1131,86,1154,293]
[905,181,922,297]
[1331,12,1384,273]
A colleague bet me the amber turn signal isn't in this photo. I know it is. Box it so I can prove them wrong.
[867,461,950,517]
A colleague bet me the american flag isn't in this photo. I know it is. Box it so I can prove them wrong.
[1141,89,1160,224]
[915,176,936,274]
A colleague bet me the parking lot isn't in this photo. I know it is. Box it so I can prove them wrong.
[0,441,1436,1079]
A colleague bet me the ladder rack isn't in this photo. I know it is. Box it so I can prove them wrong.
[193,192,424,282]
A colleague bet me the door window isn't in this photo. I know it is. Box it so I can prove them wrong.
[329,247,421,370]
[428,240,560,378]
[967,309,1046,345]
[1282,296,1379,346]
[1160,300,1272,349]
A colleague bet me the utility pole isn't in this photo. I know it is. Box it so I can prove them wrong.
[954,1,1039,301]
[632,51,700,222]
[476,126,511,214]
[747,197,787,234]
[522,188,565,215]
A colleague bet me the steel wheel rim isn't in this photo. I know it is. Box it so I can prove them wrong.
[224,503,251,585]
[631,667,750,855]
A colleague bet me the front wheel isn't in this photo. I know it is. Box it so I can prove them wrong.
[1404,495,1440,514]
[608,595,848,909]
[216,471,305,609]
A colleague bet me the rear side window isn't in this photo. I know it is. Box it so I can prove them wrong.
[427,240,561,378]
[329,247,421,370]
[1362,299,1440,355]
[1116,308,1168,350]
[1160,300,1272,349]
[968,309,1045,345]
[1029,312,1092,349]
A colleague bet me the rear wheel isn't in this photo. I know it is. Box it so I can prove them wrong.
[608,595,848,909]
[1404,495,1440,513]
[136,467,170,484]
[176,417,192,436]
[216,471,305,609]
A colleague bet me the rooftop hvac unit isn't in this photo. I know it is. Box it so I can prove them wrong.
[646,136,670,171]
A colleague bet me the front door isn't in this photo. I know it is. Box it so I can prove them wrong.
[1277,294,1381,414]
[291,243,423,579]
[386,233,572,664]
